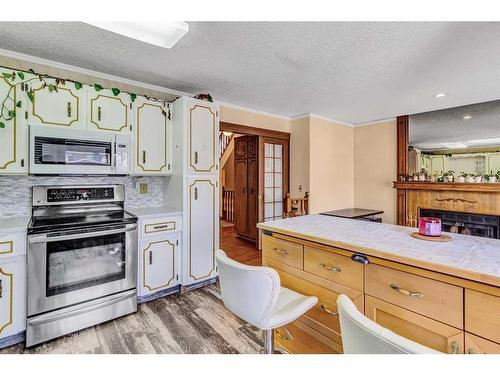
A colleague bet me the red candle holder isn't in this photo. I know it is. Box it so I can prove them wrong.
[418,217,442,237]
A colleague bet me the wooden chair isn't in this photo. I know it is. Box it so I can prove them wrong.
[284,192,309,218]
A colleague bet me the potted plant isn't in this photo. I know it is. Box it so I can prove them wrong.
[444,170,455,182]
[437,174,445,182]
[418,168,427,181]
[457,171,466,183]
[474,173,483,183]
[466,173,475,183]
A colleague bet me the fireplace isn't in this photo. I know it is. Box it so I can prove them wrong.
[420,209,500,239]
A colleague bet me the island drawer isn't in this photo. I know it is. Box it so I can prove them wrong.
[365,296,464,353]
[262,235,303,269]
[275,320,340,354]
[465,333,500,354]
[141,216,182,237]
[465,289,500,344]
[304,246,363,291]
[0,231,26,259]
[365,264,463,328]
[273,266,363,344]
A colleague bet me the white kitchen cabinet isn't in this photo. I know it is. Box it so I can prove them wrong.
[183,176,219,284]
[186,100,219,174]
[86,87,131,133]
[0,68,28,174]
[139,232,180,296]
[26,77,85,129]
[0,256,26,341]
[133,97,172,175]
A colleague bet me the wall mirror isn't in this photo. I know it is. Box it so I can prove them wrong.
[409,100,500,181]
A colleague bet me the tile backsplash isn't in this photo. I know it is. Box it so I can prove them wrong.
[0,175,165,217]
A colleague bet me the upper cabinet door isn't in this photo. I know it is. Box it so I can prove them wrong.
[0,68,28,174]
[87,88,131,133]
[187,102,218,175]
[27,78,85,129]
[134,97,171,175]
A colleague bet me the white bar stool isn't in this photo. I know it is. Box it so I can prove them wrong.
[337,294,439,354]
[216,249,318,354]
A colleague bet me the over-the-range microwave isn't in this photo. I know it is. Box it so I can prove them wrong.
[29,126,130,175]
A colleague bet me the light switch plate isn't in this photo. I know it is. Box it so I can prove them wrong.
[139,182,148,194]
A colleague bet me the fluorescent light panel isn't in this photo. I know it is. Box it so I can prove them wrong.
[86,22,189,48]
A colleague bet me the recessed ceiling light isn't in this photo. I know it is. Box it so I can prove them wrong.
[462,115,472,120]
[434,93,447,98]
[86,22,189,49]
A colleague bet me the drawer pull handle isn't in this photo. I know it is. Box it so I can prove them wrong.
[320,304,339,316]
[0,279,2,298]
[320,263,341,272]
[273,248,288,255]
[450,341,460,354]
[275,326,294,341]
[390,284,423,298]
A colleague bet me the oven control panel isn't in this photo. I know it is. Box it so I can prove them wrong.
[47,187,115,202]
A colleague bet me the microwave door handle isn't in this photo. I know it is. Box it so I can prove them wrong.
[28,224,137,244]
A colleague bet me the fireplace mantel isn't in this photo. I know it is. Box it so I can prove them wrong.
[393,181,500,193]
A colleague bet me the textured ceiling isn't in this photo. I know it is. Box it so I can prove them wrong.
[1,22,500,124]
[410,100,500,150]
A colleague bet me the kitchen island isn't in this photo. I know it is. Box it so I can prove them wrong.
[257,215,500,354]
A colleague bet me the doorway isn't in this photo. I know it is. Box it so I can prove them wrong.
[219,122,290,265]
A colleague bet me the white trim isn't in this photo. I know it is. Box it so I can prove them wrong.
[354,117,397,127]
[0,48,190,98]
[291,112,354,128]
[218,101,291,121]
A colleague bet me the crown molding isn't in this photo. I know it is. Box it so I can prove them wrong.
[0,48,190,98]
[291,112,354,128]
[354,117,397,127]
[218,101,291,121]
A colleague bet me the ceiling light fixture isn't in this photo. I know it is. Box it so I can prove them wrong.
[434,93,447,98]
[462,115,472,120]
[85,22,189,48]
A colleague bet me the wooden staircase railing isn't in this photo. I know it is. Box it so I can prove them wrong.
[222,187,235,222]
[284,192,309,218]
[219,132,233,160]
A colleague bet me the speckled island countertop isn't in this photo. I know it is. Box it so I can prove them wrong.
[257,215,500,288]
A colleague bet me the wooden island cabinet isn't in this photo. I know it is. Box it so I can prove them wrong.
[258,215,500,354]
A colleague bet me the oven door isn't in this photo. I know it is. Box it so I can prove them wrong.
[27,223,137,316]
[29,127,116,175]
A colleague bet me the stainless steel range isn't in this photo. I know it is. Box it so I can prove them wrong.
[27,184,138,347]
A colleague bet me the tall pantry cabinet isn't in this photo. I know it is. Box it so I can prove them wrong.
[166,97,219,287]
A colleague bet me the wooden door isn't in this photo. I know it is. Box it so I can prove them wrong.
[0,69,27,174]
[134,98,170,175]
[87,88,131,133]
[234,158,248,237]
[188,103,217,174]
[365,296,464,353]
[186,176,218,283]
[141,233,178,294]
[246,136,258,240]
[27,77,85,129]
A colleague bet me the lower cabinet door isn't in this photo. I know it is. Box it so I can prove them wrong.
[140,233,179,296]
[184,177,218,285]
[365,296,464,353]
[275,319,340,354]
[0,257,26,339]
[465,333,500,354]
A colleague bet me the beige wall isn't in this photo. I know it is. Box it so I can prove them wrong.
[353,120,397,224]
[309,117,354,214]
[290,117,310,196]
[220,105,291,133]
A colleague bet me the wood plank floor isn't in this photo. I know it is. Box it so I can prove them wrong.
[220,224,262,266]
[0,286,263,354]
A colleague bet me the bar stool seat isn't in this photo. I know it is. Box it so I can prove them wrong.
[216,249,317,353]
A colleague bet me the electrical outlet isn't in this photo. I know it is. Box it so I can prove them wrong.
[298,184,303,192]
[139,182,148,194]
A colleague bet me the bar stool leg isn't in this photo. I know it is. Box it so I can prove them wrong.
[263,329,274,354]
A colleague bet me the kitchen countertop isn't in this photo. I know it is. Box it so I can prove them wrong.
[257,214,500,287]
[127,206,182,218]
[0,216,30,232]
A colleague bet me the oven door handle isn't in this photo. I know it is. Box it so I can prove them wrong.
[28,224,137,244]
